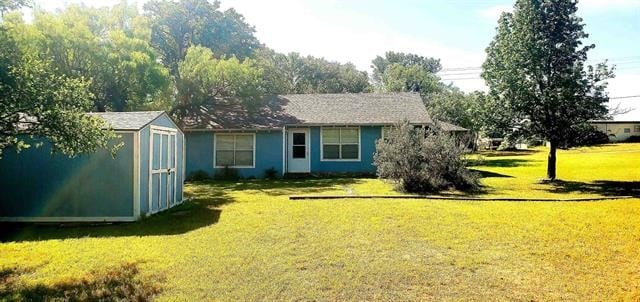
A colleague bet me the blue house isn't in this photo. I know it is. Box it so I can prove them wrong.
[184,92,466,178]
[0,111,185,222]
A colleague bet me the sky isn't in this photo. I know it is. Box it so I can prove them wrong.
[27,0,640,120]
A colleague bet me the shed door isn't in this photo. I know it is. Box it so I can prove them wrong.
[150,128,177,213]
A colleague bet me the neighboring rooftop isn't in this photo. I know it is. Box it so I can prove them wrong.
[183,92,433,130]
[590,120,640,123]
[89,111,165,130]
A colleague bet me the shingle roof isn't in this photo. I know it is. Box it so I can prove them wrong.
[437,121,468,132]
[88,111,165,130]
[183,92,433,130]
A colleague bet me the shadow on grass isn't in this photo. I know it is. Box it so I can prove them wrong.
[475,150,540,157]
[0,178,361,242]
[198,177,363,197]
[0,263,162,301]
[0,187,233,242]
[468,158,534,168]
[543,180,640,197]
[471,169,514,178]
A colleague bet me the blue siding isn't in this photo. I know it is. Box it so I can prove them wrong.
[0,134,135,218]
[185,132,215,177]
[309,126,381,173]
[185,130,284,178]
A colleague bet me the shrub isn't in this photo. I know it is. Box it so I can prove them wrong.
[561,124,610,148]
[214,166,240,180]
[625,135,640,143]
[264,167,279,179]
[186,170,211,182]
[373,122,480,194]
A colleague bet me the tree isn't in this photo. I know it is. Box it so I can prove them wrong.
[0,27,118,157]
[0,0,28,16]
[254,49,372,94]
[482,0,613,180]
[381,63,441,95]
[372,51,441,87]
[427,88,515,139]
[173,46,263,120]
[4,4,171,111]
[144,0,260,77]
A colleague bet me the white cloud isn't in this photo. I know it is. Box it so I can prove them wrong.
[477,4,513,22]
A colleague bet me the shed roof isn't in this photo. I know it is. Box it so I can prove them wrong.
[88,111,166,130]
[183,92,433,130]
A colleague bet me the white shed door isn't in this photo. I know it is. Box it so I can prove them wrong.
[150,128,177,213]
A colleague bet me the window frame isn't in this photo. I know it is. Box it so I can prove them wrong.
[320,127,361,162]
[624,128,631,134]
[634,125,640,133]
[381,126,391,140]
[214,133,256,168]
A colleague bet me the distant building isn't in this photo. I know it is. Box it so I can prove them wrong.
[590,120,640,142]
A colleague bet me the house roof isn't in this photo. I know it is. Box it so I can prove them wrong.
[590,120,640,124]
[88,111,166,130]
[437,121,468,132]
[183,92,433,130]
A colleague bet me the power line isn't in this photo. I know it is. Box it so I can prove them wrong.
[438,56,640,74]
[610,95,640,100]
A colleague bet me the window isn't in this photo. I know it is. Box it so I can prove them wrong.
[292,132,306,158]
[215,134,254,167]
[381,127,391,140]
[624,128,631,133]
[635,125,640,133]
[321,127,360,160]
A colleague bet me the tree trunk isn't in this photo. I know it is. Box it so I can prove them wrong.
[546,140,557,180]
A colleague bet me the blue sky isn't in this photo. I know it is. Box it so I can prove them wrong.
[30,0,640,120]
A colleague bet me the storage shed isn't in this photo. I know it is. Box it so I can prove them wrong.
[0,111,185,222]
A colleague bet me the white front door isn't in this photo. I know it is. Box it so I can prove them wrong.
[287,129,310,173]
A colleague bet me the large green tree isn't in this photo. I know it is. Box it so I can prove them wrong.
[174,46,263,120]
[0,26,118,157]
[482,0,613,180]
[254,49,372,94]
[144,0,260,77]
[381,63,441,95]
[4,3,171,111]
[372,51,441,87]
[427,88,515,139]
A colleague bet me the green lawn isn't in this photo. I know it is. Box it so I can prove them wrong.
[1,144,639,301]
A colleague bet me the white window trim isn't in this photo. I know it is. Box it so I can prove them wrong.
[381,126,391,140]
[214,133,256,168]
[320,127,361,162]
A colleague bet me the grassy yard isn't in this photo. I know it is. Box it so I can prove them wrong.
[1,144,639,300]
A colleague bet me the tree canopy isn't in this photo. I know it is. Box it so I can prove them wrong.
[174,46,263,120]
[0,25,118,157]
[482,0,613,180]
[371,51,441,87]
[4,3,172,111]
[144,0,260,77]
